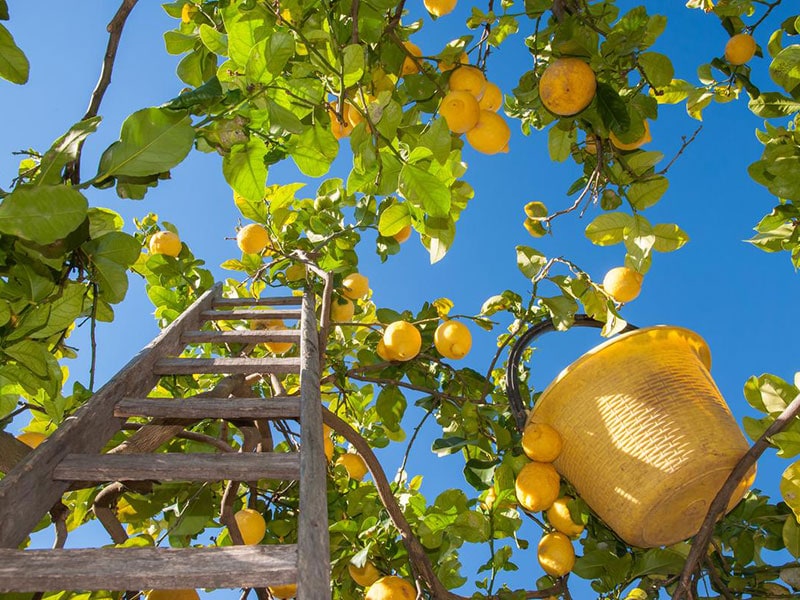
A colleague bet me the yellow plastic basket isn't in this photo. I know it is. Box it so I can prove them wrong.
[522,324,754,547]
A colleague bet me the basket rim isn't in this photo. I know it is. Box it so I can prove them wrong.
[533,325,712,408]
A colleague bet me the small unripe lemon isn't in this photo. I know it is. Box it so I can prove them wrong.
[237,223,271,255]
[233,508,266,545]
[342,273,369,300]
[434,320,472,359]
[149,231,182,257]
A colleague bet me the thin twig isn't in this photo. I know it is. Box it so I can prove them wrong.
[89,282,99,391]
[750,0,783,32]
[658,126,702,176]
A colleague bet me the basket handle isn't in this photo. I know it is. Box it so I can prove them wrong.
[505,314,639,433]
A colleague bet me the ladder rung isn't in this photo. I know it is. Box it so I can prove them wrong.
[201,309,302,321]
[54,453,300,483]
[182,329,300,344]
[115,397,301,419]
[154,357,301,375]
[213,296,303,307]
[0,544,298,592]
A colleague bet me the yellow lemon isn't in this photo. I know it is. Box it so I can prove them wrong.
[393,224,412,243]
[366,576,416,599]
[539,57,597,116]
[546,497,585,538]
[349,561,382,587]
[253,318,294,354]
[16,432,47,448]
[376,338,396,361]
[725,33,757,65]
[537,532,575,577]
[149,231,182,257]
[609,120,651,151]
[401,41,423,76]
[268,583,297,599]
[433,320,472,359]
[342,273,369,300]
[233,508,266,545]
[602,266,643,303]
[423,0,457,17]
[336,453,369,481]
[180,3,198,24]
[324,428,334,462]
[146,590,199,600]
[466,110,511,155]
[329,104,354,139]
[478,82,503,112]
[383,321,422,361]
[331,298,355,322]
[439,90,481,134]
[624,589,649,600]
[449,66,486,99]
[285,263,306,282]
[237,223,271,255]
[515,462,560,512]
[521,422,563,463]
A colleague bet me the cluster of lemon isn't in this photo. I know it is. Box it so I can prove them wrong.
[331,272,370,323]
[514,422,583,578]
[378,317,472,362]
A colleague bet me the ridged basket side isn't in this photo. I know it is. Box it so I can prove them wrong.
[529,326,751,547]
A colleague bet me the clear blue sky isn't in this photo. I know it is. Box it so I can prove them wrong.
[1,1,798,598]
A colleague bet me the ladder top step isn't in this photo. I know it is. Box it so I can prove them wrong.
[201,309,301,321]
[182,329,300,344]
[214,296,303,307]
[54,452,300,483]
[154,357,301,375]
[0,544,298,592]
[115,397,301,419]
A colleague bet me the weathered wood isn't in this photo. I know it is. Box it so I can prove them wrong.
[54,453,300,483]
[0,284,222,549]
[115,397,301,419]
[213,296,302,307]
[201,309,302,321]
[182,329,301,344]
[297,293,331,600]
[153,357,301,375]
[0,544,298,592]
[0,431,32,474]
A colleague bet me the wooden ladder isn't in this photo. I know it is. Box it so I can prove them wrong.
[0,283,331,598]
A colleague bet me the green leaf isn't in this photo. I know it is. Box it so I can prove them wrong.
[748,92,800,118]
[585,212,632,246]
[638,52,675,88]
[0,22,28,84]
[781,462,800,530]
[3,340,53,378]
[400,164,450,218]
[376,385,406,433]
[0,1,8,20]
[342,44,365,88]
[37,117,102,185]
[515,245,546,278]
[627,177,669,210]
[0,185,88,244]
[163,30,197,55]
[15,283,88,341]
[84,231,141,267]
[247,32,294,83]
[652,223,689,252]
[223,138,268,201]
[770,45,800,99]
[222,4,270,66]
[378,203,411,236]
[654,79,697,105]
[784,516,800,558]
[596,83,630,134]
[548,125,575,162]
[97,108,195,179]
[772,431,800,459]
[199,24,228,55]
[744,374,798,414]
[630,548,685,578]
[290,123,338,178]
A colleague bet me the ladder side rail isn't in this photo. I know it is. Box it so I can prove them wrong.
[297,293,331,600]
[0,283,222,548]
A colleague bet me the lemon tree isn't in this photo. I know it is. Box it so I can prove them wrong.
[1,1,800,599]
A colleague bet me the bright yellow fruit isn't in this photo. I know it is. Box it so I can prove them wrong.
[330,104,354,139]
[376,338,396,361]
[725,33,757,65]
[439,51,469,72]
[365,576,416,600]
[180,3,198,23]
[253,318,294,354]
[609,120,651,151]
[546,497,585,538]
[146,590,199,600]
[16,432,46,448]
[423,0,457,17]
[349,561,382,587]
[466,110,511,155]
[383,321,422,361]
[478,82,503,112]
[537,532,576,577]
[393,224,412,243]
[521,422,563,463]
[324,429,334,462]
[268,583,297,599]
[342,272,370,300]
[336,453,369,481]
[434,320,472,359]
[401,41,423,76]
[439,90,481,134]
[331,298,355,322]
[149,231,182,257]
[237,223,271,255]
[449,66,486,99]
[234,508,267,545]
[539,57,597,116]
[602,266,643,303]
[515,461,560,512]
[624,589,649,600]
[344,102,364,128]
